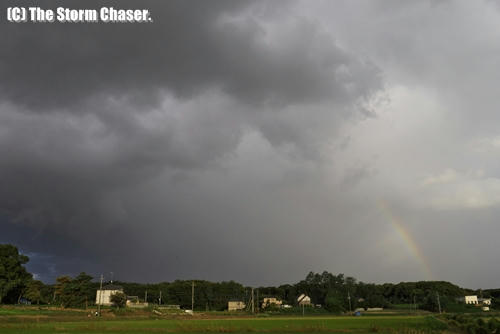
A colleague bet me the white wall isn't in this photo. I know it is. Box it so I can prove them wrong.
[464,295,478,304]
[95,290,122,306]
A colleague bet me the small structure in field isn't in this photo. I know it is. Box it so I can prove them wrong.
[126,296,149,308]
[95,284,124,306]
[297,294,311,306]
[463,295,479,304]
[228,300,246,311]
[261,297,282,308]
[366,307,384,312]
[479,298,492,305]
[160,305,181,309]
[458,296,492,307]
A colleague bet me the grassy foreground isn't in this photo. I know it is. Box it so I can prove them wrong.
[0,313,448,334]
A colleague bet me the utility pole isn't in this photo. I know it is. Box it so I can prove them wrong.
[251,288,255,314]
[145,290,148,304]
[191,281,195,312]
[97,274,103,315]
[159,291,162,305]
[436,292,442,314]
[347,291,352,315]
[256,289,259,313]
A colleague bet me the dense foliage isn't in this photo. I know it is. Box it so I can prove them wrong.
[0,243,493,312]
[110,292,127,308]
[0,244,32,304]
[54,272,94,308]
[444,313,500,334]
[258,272,469,312]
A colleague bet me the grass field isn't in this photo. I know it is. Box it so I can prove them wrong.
[0,307,449,334]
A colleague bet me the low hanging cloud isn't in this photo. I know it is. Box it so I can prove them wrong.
[1,0,380,110]
[420,169,500,210]
[6,0,500,289]
[0,0,384,283]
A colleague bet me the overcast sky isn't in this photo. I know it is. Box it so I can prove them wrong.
[1,0,500,289]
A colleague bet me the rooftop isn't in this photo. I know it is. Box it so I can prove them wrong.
[100,284,123,291]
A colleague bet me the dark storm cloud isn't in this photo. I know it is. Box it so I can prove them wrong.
[1,0,250,108]
[7,0,500,289]
[0,0,384,284]
[0,0,379,109]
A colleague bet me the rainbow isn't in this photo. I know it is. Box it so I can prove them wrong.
[378,200,433,280]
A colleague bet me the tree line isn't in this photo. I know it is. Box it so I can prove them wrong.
[0,244,493,311]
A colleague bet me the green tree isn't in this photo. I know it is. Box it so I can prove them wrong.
[0,244,32,304]
[324,290,345,313]
[421,292,443,312]
[55,273,93,308]
[25,280,44,304]
[55,276,72,307]
[72,272,93,308]
[110,292,127,308]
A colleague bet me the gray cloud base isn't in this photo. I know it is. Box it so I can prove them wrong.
[2,0,498,288]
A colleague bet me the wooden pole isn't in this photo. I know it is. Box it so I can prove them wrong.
[191,281,194,312]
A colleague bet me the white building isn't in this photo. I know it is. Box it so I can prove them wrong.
[95,284,124,306]
[297,294,311,305]
[228,301,246,311]
[262,297,282,308]
[464,295,478,305]
[479,298,492,305]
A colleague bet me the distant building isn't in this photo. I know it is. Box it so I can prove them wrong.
[478,298,492,305]
[125,296,149,308]
[458,296,492,307]
[463,295,479,304]
[262,297,282,308]
[96,284,124,306]
[159,305,181,309]
[19,297,31,305]
[297,294,311,306]
[366,307,384,311]
[228,301,246,311]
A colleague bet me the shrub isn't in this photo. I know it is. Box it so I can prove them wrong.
[110,292,127,308]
